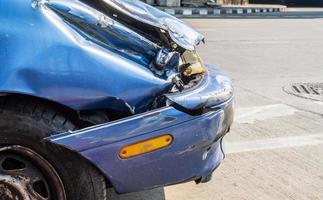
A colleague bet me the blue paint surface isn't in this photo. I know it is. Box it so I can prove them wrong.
[50,69,234,193]
[0,0,174,113]
[1,0,234,193]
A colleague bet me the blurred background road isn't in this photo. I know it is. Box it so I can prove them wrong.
[110,13,323,200]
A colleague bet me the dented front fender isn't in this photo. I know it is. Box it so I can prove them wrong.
[0,0,176,113]
[47,67,234,193]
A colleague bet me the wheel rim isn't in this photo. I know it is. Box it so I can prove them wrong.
[0,145,66,200]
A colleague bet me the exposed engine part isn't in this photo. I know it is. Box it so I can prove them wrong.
[182,62,206,77]
[172,75,185,92]
[180,50,206,77]
[179,63,192,77]
[170,74,204,94]
[155,48,180,70]
[185,74,204,88]
[150,96,168,110]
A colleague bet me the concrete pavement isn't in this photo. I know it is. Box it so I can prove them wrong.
[110,17,323,200]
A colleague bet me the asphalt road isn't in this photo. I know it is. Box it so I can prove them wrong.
[110,13,323,200]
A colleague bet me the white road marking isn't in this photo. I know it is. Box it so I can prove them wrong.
[235,104,298,124]
[225,134,323,154]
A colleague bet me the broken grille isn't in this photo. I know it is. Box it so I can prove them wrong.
[283,82,323,101]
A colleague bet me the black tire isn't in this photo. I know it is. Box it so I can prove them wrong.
[0,96,107,200]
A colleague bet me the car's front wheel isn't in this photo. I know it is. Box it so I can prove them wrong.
[0,96,107,200]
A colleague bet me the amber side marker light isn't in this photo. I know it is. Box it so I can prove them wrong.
[119,134,173,159]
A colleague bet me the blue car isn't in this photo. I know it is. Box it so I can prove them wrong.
[0,0,234,199]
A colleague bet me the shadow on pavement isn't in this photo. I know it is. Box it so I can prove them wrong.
[108,188,166,200]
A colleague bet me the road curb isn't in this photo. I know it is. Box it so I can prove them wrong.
[158,6,285,17]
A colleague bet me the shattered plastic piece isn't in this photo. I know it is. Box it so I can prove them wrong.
[31,0,48,8]
[155,48,180,69]
[98,15,114,28]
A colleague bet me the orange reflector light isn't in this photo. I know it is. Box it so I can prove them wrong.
[119,135,173,159]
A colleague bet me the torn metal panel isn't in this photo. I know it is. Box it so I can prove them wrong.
[79,0,205,51]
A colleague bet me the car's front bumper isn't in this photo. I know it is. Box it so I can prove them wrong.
[48,65,234,193]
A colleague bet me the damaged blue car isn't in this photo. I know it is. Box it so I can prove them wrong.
[0,0,234,199]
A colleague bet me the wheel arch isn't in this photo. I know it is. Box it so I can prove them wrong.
[0,92,83,127]
[0,92,114,189]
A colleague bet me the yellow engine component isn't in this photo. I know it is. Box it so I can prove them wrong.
[181,51,206,77]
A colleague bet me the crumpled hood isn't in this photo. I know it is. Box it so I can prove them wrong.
[81,0,205,51]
